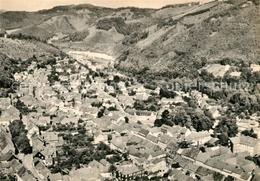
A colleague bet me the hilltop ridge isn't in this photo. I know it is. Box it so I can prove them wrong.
[117,0,260,79]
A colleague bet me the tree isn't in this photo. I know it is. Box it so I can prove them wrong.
[161,110,169,119]
[178,141,192,149]
[191,114,213,132]
[154,110,174,127]
[137,121,142,125]
[97,107,105,118]
[159,88,177,98]
[246,155,260,167]
[78,126,86,135]
[172,113,190,128]
[124,117,129,124]
[9,120,32,154]
[183,96,197,108]
[113,75,120,83]
[107,154,122,164]
[241,129,257,138]
[218,133,230,146]
[214,118,238,137]
[109,164,117,173]
[224,176,235,181]
[108,134,112,143]
[15,99,31,115]
[213,172,224,181]
[0,172,16,181]
[122,152,129,161]
[154,119,164,127]
[133,100,146,110]
[91,101,102,108]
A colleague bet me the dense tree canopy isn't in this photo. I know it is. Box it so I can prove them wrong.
[241,129,257,138]
[246,155,260,167]
[214,118,238,138]
[9,120,32,154]
[154,108,214,132]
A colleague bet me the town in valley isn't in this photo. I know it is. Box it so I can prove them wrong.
[0,0,260,180]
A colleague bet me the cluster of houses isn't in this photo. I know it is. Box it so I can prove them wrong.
[108,121,259,181]
[0,49,259,181]
[0,126,37,180]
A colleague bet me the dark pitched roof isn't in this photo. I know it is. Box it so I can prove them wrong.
[138,128,149,137]
[181,148,200,159]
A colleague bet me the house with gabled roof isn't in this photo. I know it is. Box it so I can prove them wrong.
[115,161,144,180]
[49,173,63,181]
[168,169,195,181]
[138,128,149,137]
[145,157,168,177]
[160,125,171,134]
[110,136,128,152]
[146,134,158,144]
[34,160,51,179]
[0,126,15,161]
[41,144,56,166]
[179,147,201,160]
[185,131,212,146]
[158,134,172,149]
[20,95,37,109]
[41,131,59,144]
[231,135,260,156]
[0,105,20,125]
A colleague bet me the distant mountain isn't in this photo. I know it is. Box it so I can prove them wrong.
[1,0,259,79]
[0,4,155,54]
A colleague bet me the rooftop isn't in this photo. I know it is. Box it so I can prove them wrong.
[116,162,142,175]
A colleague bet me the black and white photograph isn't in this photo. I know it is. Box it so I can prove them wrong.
[0,0,259,180]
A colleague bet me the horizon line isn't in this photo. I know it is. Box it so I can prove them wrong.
[0,0,212,12]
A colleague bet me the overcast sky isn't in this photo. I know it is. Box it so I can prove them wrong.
[0,0,211,11]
